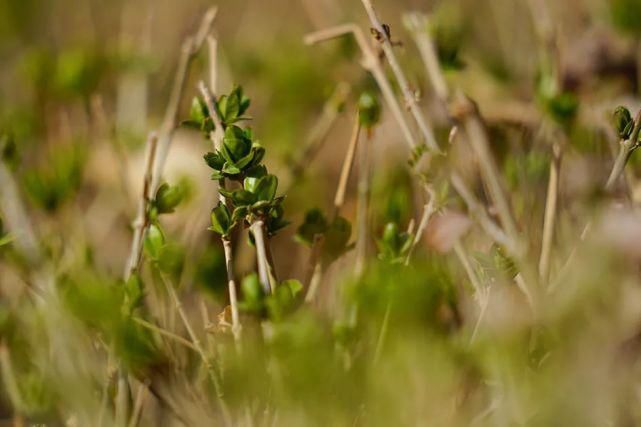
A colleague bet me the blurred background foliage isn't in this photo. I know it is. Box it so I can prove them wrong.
[3,0,641,426]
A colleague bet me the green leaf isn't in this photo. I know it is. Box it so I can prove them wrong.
[143,223,165,260]
[613,106,634,139]
[254,174,278,201]
[0,234,14,248]
[358,91,381,128]
[154,183,183,214]
[239,273,264,314]
[158,243,185,280]
[223,126,252,161]
[323,216,352,262]
[189,96,208,124]
[220,91,240,123]
[204,152,225,170]
[281,279,303,299]
[222,162,242,175]
[220,188,255,206]
[123,274,144,314]
[295,208,328,245]
[209,203,232,236]
[243,165,268,193]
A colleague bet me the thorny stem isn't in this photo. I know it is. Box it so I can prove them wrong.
[251,220,273,294]
[360,0,439,152]
[304,24,418,150]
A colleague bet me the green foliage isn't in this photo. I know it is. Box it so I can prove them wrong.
[536,67,578,127]
[209,203,233,237]
[239,273,303,321]
[613,106,635,140]
[216,85,251,125]
[358,91,381,128]
[377,222,412,264]
[295,209,352,264]
[152,182,184,215]
[295,208,328,245]
[611,0,641,35]
[23,144,85,212]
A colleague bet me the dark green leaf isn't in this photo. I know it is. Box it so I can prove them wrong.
[209,203,232,236]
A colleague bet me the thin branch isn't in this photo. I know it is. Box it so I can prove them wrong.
[355,131,372,276]
[207,36,218,95]
[403,13,449,104]
[450,172,513,251]
[132,317,198,352]
[305,24,418,149]
[360,0,439,151]
[538,141,561,281]
[250,220,273,294]
[152,7,218,193]
[223,239,241,341]
[451,95,520,248]
[333,113,362,217]
[304,234,325,301]
[124,132,158,280]
[127,381,149,427]
[198,81,241,339]
[404,187,436,265]
[287,82,351,188]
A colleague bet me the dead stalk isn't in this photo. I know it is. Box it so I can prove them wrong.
[450,172,513,251]
[288,82,351,188]
[151,7,218,193]
[333,114,362,217]
[127,381,149,427]
[452,96,520,247]
[538,141,561,281]
[159,274,231,424]
[304,24,418,149]
[124,132,158,280]
[403,13,449,104]
[359,0,439,151]
[355,131,372,276]
[404,187,436,265]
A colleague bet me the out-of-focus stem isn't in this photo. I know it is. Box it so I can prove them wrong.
[333,114,362,218]
[538,142,561,282]
[355,131,371,276]
[360,0,439,151]
[159,274,231,425]
[305,24,418,150]
[124,132,158,280]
